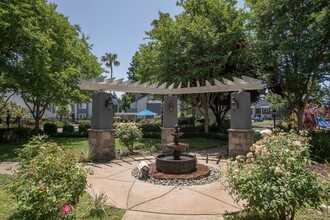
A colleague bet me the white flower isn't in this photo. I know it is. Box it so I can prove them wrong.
[292,141,302,148]
[274,166,283,176]
[261,148,270,158]
[246,152,254,158]
[250,144,256,152]
[236,155,245,162]
[260,129,272,136]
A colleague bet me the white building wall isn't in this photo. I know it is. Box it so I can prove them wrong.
[7,93,56,118]
[88,102,93,118]
[137,95,153,112]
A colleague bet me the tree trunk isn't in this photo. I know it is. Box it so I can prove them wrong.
[204,112,209,133]
[296,107,304,131]
[210,105,229,131]
[34,104,40,132]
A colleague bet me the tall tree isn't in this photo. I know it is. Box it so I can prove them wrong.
[0,0,103,131]
[246,0,330,130]
[127,52,139,82]
[134,0,259,132]
[56,104,71,121]
[101,52,120,78]
[119,93,135,112]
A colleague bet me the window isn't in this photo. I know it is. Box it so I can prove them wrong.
[78,113,86,119]
[79,103,87,109]
[262,108,270,113]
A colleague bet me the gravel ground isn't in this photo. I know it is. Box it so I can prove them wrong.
[132,165,221,186]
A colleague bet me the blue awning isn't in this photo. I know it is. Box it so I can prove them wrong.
[136,109,157,117]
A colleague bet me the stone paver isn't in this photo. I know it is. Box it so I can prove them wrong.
[122,210,224,220]
[0,162,17,175]
[0,151,242,220]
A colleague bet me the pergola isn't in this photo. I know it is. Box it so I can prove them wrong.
[79,75,265,94]
[79,75,266,160]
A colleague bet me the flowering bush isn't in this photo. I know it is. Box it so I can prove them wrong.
[227,130,329,220]
[116,123,143,152]
[11,135,89,219]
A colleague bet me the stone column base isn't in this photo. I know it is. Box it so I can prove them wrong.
[228,129,254,158]
[88,129,116,161]
[161,127,175,152]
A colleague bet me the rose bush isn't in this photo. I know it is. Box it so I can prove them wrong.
[116,123,143,152]
[11,135,89,219]
[227,130,329,220]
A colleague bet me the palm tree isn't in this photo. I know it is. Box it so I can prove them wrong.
[101,52,120,78]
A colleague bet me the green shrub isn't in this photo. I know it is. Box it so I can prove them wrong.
[226,130,329,220]
[209,122,218,132]
[63,124,74,133]
[14,127,35,139]
[0,129,16,142]
[220,116,230,132]
[139,123,161,133]
[78,120,91,135]
[55,121,65,128]
[11,135,89,219]
[43,122,57,136]
[42,118,52,123]
[0,127,35,143]
[310,131,330,162]
[184,132,227,140]
[179,124,204,133]
[180,124,197,133]
[178,115,194,125]
[116,123,143,152]
[139,116,161,125]
[142,132,161,138]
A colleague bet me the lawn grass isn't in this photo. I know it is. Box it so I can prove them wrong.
[0,136,227,162]
[0,174,16,219]
[0,174,125,220]
[0,141,26,162]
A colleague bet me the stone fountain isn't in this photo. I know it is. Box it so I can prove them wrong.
[156,125,197,174]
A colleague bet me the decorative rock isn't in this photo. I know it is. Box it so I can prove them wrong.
[131,165,220,186]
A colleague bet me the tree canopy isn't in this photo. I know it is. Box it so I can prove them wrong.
[0,0,103,130]
[133,0,260,132]
[246,0,330,130]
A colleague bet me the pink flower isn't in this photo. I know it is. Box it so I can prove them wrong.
[28,171,34,176]
[62,205,71,214]
[39,185,46,191]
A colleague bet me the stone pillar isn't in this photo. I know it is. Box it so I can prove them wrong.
[228,92,254,158]
[88,92,115,161]
[228,129,254,157]
[89,129,116,161]
[161,127,175,152]
[161,96,178,152]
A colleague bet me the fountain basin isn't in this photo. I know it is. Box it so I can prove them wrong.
[165,143,189,151]
[156,153,197,174]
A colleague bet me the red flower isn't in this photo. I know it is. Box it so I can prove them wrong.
[39,185,46,191]
[62,204,71,214]
[28,171,34,176]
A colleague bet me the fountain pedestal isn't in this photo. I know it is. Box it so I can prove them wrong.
[165,142,189,160]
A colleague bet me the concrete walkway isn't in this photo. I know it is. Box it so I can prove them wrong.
[0,151,242,220]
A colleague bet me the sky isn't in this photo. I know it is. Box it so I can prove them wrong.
[50,0,184,81]
[50,0,244,84]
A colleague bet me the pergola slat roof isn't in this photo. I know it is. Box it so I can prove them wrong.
[79,76,265,94]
